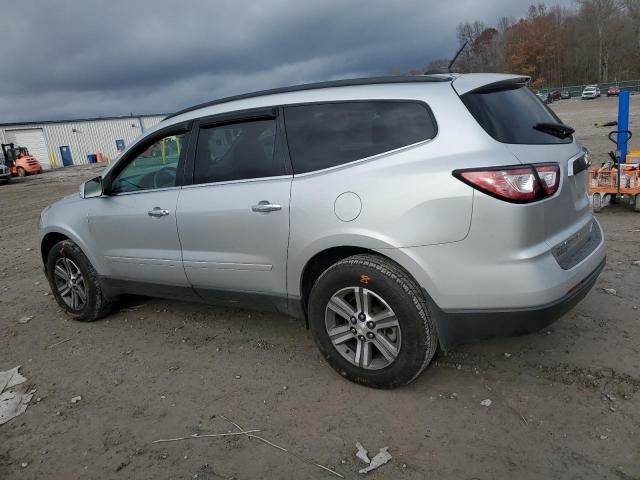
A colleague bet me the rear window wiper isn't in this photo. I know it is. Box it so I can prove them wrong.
[533,122,575,139]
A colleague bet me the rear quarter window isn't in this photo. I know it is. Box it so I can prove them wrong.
[283,101,436,174]
[461,85,571,145]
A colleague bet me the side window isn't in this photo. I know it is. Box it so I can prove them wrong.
[284,101,436,174]
[194,118,284,184]
[111,133,185,193]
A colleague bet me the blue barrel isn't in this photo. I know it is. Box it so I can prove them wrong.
[87,154,97,164]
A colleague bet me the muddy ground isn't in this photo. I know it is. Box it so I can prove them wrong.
[1,97,639,479]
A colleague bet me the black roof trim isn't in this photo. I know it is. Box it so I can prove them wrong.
[165,75,452,120]
[0,113,168,128]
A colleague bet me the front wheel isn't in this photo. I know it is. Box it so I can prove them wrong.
[308,254,438,388]
[17,167,26,177]
[592,193,602,212]
[45,240,113,321]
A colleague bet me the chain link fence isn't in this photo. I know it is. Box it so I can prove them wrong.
[537,80,640,98]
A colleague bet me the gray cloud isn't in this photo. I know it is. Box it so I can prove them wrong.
[0,0,575,122]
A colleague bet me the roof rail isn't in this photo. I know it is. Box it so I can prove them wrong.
[165,75,452,120]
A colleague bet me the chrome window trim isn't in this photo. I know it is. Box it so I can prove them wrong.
[290,136,436,178]
[180,174,293,190]
[108,185,182,197]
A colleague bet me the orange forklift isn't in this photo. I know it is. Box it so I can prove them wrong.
[1,143,43,177]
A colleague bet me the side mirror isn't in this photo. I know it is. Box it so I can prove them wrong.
[80,176,104,199]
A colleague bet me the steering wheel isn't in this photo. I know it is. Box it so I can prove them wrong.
[153,166,176,189]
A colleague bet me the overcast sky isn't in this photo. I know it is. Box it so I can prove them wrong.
[0,0,575,123]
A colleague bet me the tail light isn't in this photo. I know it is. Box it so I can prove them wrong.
[453,164,560,203]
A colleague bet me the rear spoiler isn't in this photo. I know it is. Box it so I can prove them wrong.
[452,74,530,96]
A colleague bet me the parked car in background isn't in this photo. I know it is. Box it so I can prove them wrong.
[39,74,605,388]
[549,90,562,101]
[0,163,11,184]
[561,90,571,99]
[536,92,552,104]
[582,85,601,99]
[607,85,620,97]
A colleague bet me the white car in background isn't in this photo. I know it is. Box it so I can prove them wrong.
[582,85,600,99]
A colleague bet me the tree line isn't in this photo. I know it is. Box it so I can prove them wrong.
[420,1,640,89]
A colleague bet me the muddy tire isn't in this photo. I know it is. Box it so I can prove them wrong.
[17,167,26,177]
[308,254,438,389]
[45,240,113,321]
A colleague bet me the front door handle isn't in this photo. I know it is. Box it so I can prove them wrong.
[251,201,282,213]
[148,207,170,218]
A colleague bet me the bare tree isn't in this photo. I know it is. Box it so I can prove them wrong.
[579,0,618,81]
[417,0,640,87]
[622,0,640,48]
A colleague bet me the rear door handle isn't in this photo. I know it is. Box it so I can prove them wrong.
[148,207,170,217]
[251,201,282,213]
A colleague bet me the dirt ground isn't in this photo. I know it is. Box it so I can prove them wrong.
[1,97,639,480]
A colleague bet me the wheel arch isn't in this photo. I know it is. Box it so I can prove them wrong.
[40,228,102,275]
[299,246,428,316]
[41,231,71,266]
[300,246,370,312]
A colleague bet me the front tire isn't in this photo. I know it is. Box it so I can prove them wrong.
[17,167,26,177]
[45,240,112,321]
[308,254,437,388]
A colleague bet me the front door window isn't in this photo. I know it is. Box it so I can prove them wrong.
[111,133,185,193]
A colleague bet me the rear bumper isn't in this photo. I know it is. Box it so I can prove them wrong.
[426,258,605,350]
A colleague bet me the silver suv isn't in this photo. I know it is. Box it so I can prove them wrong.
[40,74,605,388]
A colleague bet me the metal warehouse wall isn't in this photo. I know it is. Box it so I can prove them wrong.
[141,116,163,131]
[0,115,165,167]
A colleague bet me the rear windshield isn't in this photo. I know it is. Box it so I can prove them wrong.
[461,85,571,144]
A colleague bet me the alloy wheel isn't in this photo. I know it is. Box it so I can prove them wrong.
[324,286,402,370]
[53,258,87,310]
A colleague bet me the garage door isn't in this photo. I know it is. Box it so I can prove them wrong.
[5,128,51,169]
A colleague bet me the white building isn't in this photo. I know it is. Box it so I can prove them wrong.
[0,114,165,169]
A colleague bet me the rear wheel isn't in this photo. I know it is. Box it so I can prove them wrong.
[634,194,640,212]
[592,193,602,212]
[308,254,437,388]
[46,240,112,321]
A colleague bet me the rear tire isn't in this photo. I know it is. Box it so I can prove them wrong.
[17,167,26,177]
[593,193,602,212]
[45,240,112,321]
[634,194,640,212]
[308,254,438,389]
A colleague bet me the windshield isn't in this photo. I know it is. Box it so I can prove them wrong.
[461,84,572,145]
